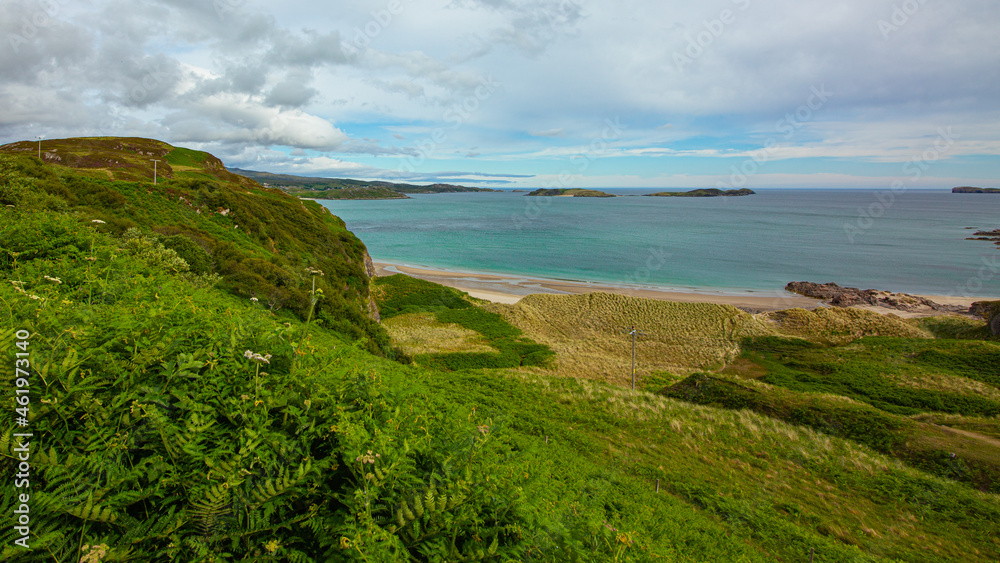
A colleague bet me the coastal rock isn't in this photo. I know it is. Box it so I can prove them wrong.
[785,282,967,314]
[363,250,377,279]
[965,228,1000,246]
[363,251,381,322]
[971,301,1000,335]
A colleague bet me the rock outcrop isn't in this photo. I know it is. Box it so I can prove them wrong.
[785,282,967,314]
[971,301,1000,335]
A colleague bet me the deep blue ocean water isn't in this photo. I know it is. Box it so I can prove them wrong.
[319,189,1000,297]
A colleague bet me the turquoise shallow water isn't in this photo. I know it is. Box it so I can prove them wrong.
[319,189,1000,297]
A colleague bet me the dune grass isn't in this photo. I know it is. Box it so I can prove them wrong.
[483,293,929,386]
[759,306,932,343]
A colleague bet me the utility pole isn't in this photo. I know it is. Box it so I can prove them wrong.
[35,136,42,160]
[151,159,160,185]
[623,325,645,390]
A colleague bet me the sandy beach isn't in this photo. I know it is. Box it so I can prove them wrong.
[375,261,824,311]
[373,261,994,316]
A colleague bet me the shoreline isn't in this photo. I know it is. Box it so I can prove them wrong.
[372,261,994,316]
[374,261,823,311]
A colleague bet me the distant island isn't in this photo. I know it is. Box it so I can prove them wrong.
[525,188,616,197]
[230,168,497,200]
[953,186,1000,194]
[646,188,755,197]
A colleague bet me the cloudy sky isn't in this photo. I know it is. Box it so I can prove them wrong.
[2,0,998,188]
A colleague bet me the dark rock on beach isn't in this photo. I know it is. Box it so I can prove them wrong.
[785,282,968,314]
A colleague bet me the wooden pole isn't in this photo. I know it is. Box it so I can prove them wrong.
[631,326,636,391]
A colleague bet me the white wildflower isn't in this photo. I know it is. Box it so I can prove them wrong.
[43,275,62,284]
[305,267,324,277]
[91,219,106,224]
[250,297,259,302]
[244,350,271,364]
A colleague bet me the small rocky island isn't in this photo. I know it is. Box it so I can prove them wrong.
[525,188,616,197]
[645,188,755,197]
[952,186,1000,193]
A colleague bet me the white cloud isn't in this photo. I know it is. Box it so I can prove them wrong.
[0,0,997,187]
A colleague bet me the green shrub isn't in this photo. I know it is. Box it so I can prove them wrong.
[158,233,212,274]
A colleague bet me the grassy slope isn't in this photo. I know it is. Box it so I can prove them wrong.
[1,137,257,187]
[0,140,387,351]
[372,280,1000,560]
[4,141,1000,561]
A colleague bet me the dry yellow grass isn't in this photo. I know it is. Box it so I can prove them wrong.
[382,312,496,356]
[481,293,933,385]
[759,307,931,343]
[481,292,772,383]
[379,288,935,386]
[888,370,1000,402]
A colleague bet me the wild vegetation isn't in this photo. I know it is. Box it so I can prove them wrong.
[3,138,1000,562]
[374,274,554,371]
[0,142,387,352]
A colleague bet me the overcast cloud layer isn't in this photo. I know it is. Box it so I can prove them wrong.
[2,0,998,188]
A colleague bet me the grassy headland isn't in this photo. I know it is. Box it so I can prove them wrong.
[525,188,617,197]
[231,168,496,200]
[952,186,1000,193]
[646,188,755,197]
[2,137,1000,561]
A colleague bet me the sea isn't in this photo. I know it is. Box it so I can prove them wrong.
[318,189,1000,298]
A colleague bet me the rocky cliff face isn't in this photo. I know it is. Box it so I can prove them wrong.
[363,251,381,322]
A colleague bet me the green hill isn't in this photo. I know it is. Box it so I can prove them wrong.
[2,137,1000,561]
[230,168,496,199]
[0,137,386,349]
